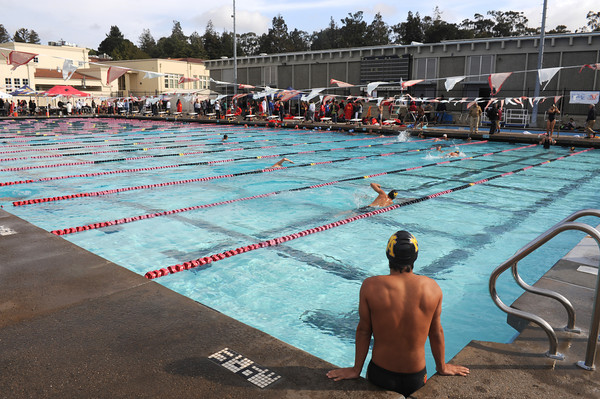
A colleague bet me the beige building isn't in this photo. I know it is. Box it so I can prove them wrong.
[101,58,210,98]
[0,41,210,102]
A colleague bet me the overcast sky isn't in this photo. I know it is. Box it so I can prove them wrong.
[1,0,597,50]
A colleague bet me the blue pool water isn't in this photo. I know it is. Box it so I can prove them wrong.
[1,118,599,375]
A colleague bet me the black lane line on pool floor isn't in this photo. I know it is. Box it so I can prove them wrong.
[143,147,594,279]
[10,138,455,205]
[0,134,395,174]
[49,141,503,235]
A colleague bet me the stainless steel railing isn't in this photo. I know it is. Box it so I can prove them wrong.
[489,209,600,370]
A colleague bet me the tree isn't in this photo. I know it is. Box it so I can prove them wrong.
[259,15,291,54]
[422,7,471,43]
[98,26,147,60]
[13,28,30,43]
[98,26,125,56]
[392,11,424,44]
[460,13,495,38]
[288,29,310,52]
[203,21,222,59]
[139,29,157,57]
[587,11,600,31]
[310,17,341,50]
[238,32,260,56]
[27,30,40,44]
[188,32,207,58]
[366,12,391,46]
[338,11,368,48]
[488,10,530,37]
[155,21,191,58]
[548,25,570,34]
[0,24,10,43]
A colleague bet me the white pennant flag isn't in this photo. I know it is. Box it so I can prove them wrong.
[62,59,78,81]
[444,76,465,91]
[366,81,388,96]
[143,71,166,79]
[301,88,325,102]
[538,67,561,90]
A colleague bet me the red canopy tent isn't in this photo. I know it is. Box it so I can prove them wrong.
[42,85,90,97]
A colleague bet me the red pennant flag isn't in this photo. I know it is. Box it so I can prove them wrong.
[401,79,424,89]
[107,67,130,84]
[578,63,600,73]
[488,72,512,95]
[330,79,353,87]
[5,50,37,70]
[178,76,200,84]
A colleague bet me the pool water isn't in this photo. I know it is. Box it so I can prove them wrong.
[2,118,599,375]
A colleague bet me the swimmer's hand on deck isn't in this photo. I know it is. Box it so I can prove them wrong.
[326,367,361,381]
[437,363,470,376]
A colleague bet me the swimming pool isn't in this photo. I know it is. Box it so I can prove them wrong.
[1,118,599,375]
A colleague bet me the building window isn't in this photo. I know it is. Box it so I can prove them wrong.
[164,74,183,89]
[23,79,29,87]
[14,78,21,87]
[193,75,198,90]
[4,78,11,92]
[466,55,495,83]
[414,58,437,80]
[33,57,39,63]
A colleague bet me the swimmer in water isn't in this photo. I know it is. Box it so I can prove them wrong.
[433,134,448,142]
[445,150,460,157]
[222,134,228,141]
[270,157,294,168]
[369,182,398,207]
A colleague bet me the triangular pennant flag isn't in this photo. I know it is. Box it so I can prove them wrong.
[538,67,561,90]
[330,78,353,87]
[467,101,477,109]
[5,50,37,70]
[301,88,325,102]
[401,79,424,89]
[238,84,255,89]
[554,95,562,104]
[578,63,600,73]
[143,71,165,79]
[279,90,301,102]
[366,81,388,96]
[107,67,129,84]
[488,72,512,95]
[484,98,496,110]
[62,59,78,81]
[444,76,465,91]
[178,76,200,84]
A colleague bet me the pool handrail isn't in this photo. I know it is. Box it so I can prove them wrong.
[489,209,600,370]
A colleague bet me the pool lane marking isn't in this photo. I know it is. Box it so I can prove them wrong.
[50,143,531,236]
[143,147,594,279]
[13,140,478,205]
[0,123,361,155]
[0,136,418,181]
[0,135,393,172]
[2,137,439,187]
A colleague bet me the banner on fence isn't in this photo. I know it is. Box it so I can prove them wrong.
[569,91,599,104]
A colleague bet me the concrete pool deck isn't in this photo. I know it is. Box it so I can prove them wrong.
[1,116,600,397]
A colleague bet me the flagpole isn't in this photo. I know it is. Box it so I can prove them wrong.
[530,0,548,128]
[233,0,238,97]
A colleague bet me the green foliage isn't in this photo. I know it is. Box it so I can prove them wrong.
[13,28,40,43]
[0,24,10,43]
[587,11,600,31]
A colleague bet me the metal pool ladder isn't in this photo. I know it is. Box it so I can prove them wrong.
[489,209,600,370]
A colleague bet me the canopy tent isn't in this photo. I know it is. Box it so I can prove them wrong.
[42,85,90,97]
[0,90,12,99]
[10,85,37,96]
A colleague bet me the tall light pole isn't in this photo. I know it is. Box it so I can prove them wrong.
[233,0,238,96]
[530,0,548,127]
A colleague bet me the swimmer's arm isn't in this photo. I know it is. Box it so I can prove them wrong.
[327,283,372,381]
[429,292,470,377]
[370,182,385,195]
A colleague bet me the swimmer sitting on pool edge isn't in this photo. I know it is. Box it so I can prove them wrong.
[369,182,398,207]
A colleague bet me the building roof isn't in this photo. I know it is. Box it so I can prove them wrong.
[34,69,100,81]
